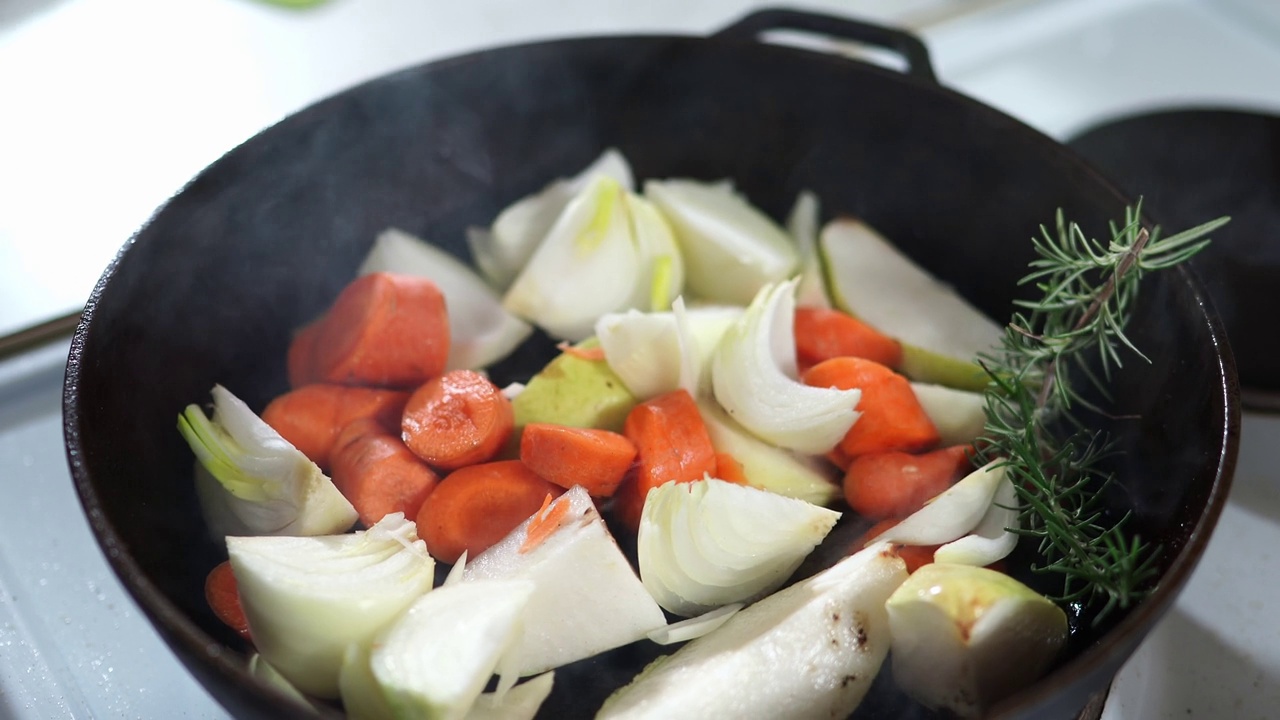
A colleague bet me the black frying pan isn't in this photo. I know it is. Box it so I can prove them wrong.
[62,9,1238,720]
[1069,108,1280,406]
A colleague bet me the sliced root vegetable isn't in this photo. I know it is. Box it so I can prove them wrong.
[794,306,903,371]
[614,389,717,532]
[697,399,840,506]
[598,542,908,720]
[518,423,637,497]
[646,603,743,646]
[370,579,535,720]
[786,190,830,309]
[180,385,357,538]
[842,445,974,520]
[416,460,564,565]
[260,384,408,470]
[911,382,989,447]
[886,563,1067,718]
[803,356,940,457]
[934,469,1020,567]
[870,460,1008,547]
[711,279,861,455]
[359,228,533,371]
[402,370,514,471]
[511,339,637,434]
[464,486,667,676]
[330,418,441,528]
[226,513,435,699]
[310,272,451,389]
[205,561,250,641]
[645,178,798,305]
[637,478,841,617]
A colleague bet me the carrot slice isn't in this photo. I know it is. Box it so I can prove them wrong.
[794,306,903,370]
[261,384,409,470]
[416,460,563,564]
[205,561,251,641]
[854,519,937,573]
[402,369,514,471]
[310,272,450,389]
[519,423,637,497]
[843,444,973,519]
[713,451,749,485]
[613,389,717,532]
[286,318,324,389]
[330,418,440,527]
[803,356,940,457]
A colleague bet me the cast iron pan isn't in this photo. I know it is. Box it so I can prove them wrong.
[62,9,1239,720]
[1069,108,1280,406]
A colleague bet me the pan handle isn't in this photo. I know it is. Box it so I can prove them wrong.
[712,8,937,83]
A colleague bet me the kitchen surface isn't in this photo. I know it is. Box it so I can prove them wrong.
[2,0,1280,717]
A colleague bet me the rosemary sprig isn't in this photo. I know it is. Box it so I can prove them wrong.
[977,202,1228,622]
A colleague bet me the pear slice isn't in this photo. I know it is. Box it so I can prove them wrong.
[885,563,1068,718]
[598,543,908,720]
[910,382,988,446]
[820,219,1002,391]
[511,339,637,434]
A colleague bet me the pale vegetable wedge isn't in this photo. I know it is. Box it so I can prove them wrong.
[359,227,532,371]
[595,305,741,401]
[598,543,908,720]
[646,604,743,646]
[786,190,829,309]
[465,672,556,720]
[626,193,686,312]
[248,654,311,707]
[511,339,637,433]
[911,381,989,446]
[463,486,666,676]
[820,218,1002,391]
[646,178,798,305]
[934,470,1020,567]
[226,514,435,699]
[871,460,1008,547]
[181,384,356,538]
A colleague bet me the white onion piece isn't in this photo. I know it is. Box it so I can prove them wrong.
[711,279,861,454]
[872,460,1008,547]
[248,654,311,706]
[358,228,532,371]
[645,178,798,305]
[371,579,534,720]
[638,478,841,617]
[469,149,634,289]
[227,513,435,698]
[596,304,742,401]
[786,190,829,309]
[503,176,641,341]
[339,641,396,720]
[626,193,685,311]
[647,604,744,646]
[934,470,1020,566]
[181,385,356,538]
[466,672,556,720]
[911,382,989,446]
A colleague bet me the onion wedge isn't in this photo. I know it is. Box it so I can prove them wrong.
[934,470,1020,567]
[871,460,1008,547]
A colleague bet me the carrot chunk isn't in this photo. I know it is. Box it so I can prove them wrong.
[803,356,940,457]
[416,460,563,564]
[309,272,450,389]
[286,318,323,389]
[713,452,749,485]
[794,306,903,370]
[519,423,637,497]
[261,384,409,470]
[205,561,251,641]
[402,370,514,471]
[330,418,440,527]
[613,389,717,532]
[843,444,974,519]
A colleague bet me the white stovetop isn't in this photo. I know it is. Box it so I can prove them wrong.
[1,0,1279,717]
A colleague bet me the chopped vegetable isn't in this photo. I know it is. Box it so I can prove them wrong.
[330,418,441,528]
[180,384,357,538]
[511,339,637,434]
[934,468,1020,567]
[205,561,250,640]
[286,319,323,389]
[802,356,940,457]
[401,370,514,471]
[226,513,435,698]
[645,603,743,646]
[870,459,1008,547]
[637,478,840,616]
[854,520,938,572]
[465,672,556,720]
[910,382,989,447]
[793,306,903,371]
[785,190,829,309]
[260,384,408,470]
[416,460,563,564]
[842,445,973,520]
[624,192,686,312]
[614,388,717,532]
[518,423,637,497]
[595,305,741,401]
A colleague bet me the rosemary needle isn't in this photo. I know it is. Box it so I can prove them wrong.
[976,202,1229,623]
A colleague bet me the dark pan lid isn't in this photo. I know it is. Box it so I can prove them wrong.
[1068,108,1280,407]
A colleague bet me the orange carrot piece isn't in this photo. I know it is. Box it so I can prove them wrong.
[613,389,717,532]
[794,307,903,370]
[310,272,450,389]
[519,493,570,553]
[843,444,973,519]
[205,561,251,641]
[286,318,324,388]
[854,519,937,573]
[519,423,637,497]
[803,356,940,457]
[402,370,514,471]
[713,451,749,485]
[330,418,441,527]
[261,384,409,470]
[416,460,563,564]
